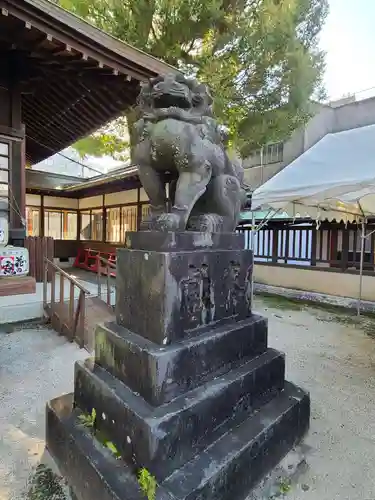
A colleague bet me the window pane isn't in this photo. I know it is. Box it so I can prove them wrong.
[0,170,8,183]
[121,205,137,241]
[106,207,121,242]
[45,211,62,239]
[0,196,8,208]
[91,209,103,241]
[80,211,91,240]
[0,183,8,197]
[26,207,40,236]
[0,157,8,169]
[0,143,8,156]
[141,204,150,222]
[63,212,78,240]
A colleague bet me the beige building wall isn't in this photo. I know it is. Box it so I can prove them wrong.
[79,195,103,209]
[254,264,373,301]
[104,189,138,206]
[44,196,78,209]
[244,97,375,190]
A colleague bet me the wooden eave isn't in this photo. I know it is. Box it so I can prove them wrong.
[0,0,178,165]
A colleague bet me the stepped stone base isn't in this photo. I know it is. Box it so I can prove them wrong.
[47,383,309,500]
[46,231,310,500]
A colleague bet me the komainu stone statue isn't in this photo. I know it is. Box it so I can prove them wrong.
[133,73,250,232]
[45,72,309,500]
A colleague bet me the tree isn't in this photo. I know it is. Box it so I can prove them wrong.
[56,0,328,159]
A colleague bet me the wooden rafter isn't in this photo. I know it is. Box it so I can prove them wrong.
[0,0,177,164]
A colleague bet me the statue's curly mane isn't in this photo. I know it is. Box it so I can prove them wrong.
[138,74,213,117]
[133,73,249,233]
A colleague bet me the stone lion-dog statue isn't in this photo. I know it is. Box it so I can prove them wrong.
[133,73,250,232]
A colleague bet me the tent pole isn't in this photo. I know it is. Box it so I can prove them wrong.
[357,220,366,316]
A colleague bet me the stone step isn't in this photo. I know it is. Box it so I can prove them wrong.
[84,297,116,352]
[95,314,268,406]
[46,393,176,500]
[46,382,309,500]
[74,348,285,480]
[161,381,310,500]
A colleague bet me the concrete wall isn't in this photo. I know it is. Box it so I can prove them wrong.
[244,162,283,190]
[243,103,334,189]
[245,96,375,189]
[333,97,375,133]
[254,263,374,301]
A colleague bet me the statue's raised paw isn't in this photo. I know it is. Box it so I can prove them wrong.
[155,213,181,232]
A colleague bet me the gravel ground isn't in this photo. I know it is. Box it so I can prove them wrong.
[0,327,87,499]
[0,297,375,499]
[257,296,375,500]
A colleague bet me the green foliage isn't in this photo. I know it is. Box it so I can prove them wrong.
[104,440,122,458]
[74,134,129,160]
[78,407,96,428]
[56,0,328,159]
[26,464,67,500]
[278,477,292,494]
[138,468,157,500]
[77,409,122,460]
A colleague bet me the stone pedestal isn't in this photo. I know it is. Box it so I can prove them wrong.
[46,231,310,500]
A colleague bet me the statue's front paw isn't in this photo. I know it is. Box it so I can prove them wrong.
[155,213,181,232]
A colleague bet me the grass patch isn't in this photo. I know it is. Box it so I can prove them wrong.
[25,464,68,500]
[257,292,375,338]
[314,309,375,337]
[257,293,304,312]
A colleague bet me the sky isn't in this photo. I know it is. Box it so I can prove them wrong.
[97,1,375,169]
[320,0,375,100]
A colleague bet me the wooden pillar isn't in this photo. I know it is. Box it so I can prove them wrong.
[341,228,349,270]
[102,195,106,242]
[311,225,317,266]
[0,53,26,247]
[271,228,279,264]
[40,194,45,237]
[9,129,26,245]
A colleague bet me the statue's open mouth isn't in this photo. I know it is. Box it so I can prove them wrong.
[152,92,192,110]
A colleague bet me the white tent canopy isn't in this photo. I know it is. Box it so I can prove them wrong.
[251,123,375,222]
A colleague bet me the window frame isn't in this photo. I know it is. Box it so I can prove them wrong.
[79,208,104,242]
[0,140,10,205]
[26,205,41,237]
[44,208,78,240]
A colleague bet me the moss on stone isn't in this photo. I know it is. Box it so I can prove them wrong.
[25,464,68,500]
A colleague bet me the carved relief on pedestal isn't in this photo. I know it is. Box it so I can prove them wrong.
[179,263,214,329]
[224,260,252,315]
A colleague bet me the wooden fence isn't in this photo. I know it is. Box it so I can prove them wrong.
[25,236,54,282]
[237,223,375,272]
